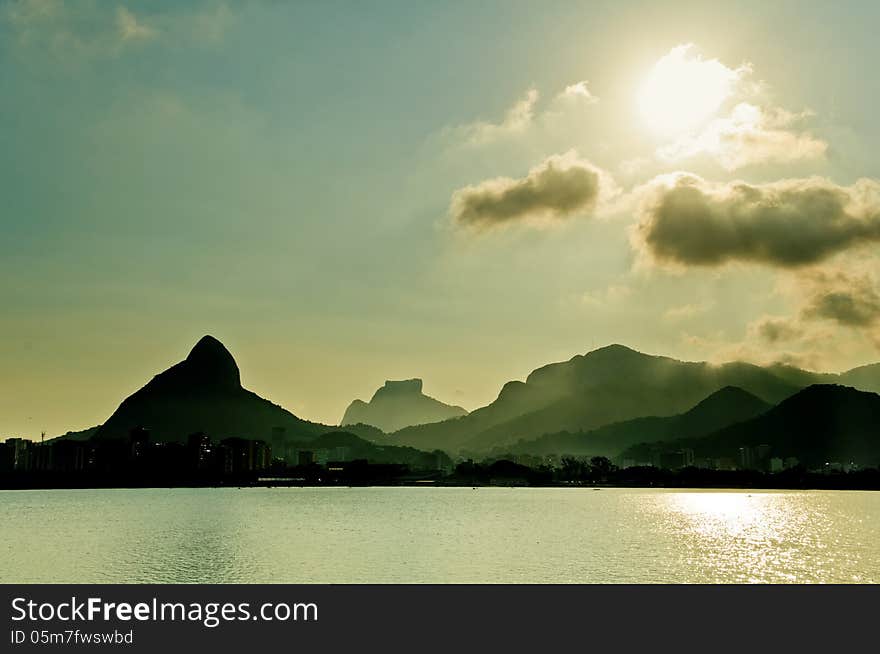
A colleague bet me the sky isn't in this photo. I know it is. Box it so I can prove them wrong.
[3,0,880,438]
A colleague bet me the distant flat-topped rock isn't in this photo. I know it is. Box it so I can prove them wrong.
[341,378,467,433]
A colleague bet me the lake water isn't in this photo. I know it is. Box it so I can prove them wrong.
[1,487,878,583]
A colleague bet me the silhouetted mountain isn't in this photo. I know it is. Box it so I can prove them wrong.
[93,336,329,443]
[765,361,880,394]
[51,339,880,464]
[502,386,771,457]
[839,363,880,394]
[620,384,880,469]
[341,378,467,432]
[48,426,100,442]
[338,422,386,442]
[390,345,801,453]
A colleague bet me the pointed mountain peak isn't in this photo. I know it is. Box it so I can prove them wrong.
[188,334,232,359]
[92,336,323,442]
[707,385,755,398]
[691,385,768,408]
[683,385,770,420]
[182,335,240,388]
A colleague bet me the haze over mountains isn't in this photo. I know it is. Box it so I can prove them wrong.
[386,344,880,454]
[341,379,467,433]
[47,336,880,468]
[499,386,771,459]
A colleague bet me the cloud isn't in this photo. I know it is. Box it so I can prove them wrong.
[658,102,827,170]
[639,44,751,134]
[454,89,539,146]
[681,324,836,372]
[801,271,880,328]
[681,268,880,369]
[3,0,157,59]
[735,270,880,367]
[116,7,157,43]
[806,291,880,327]
[3,1,235,62]
[632,174,880,268]
[559,80,598,103]
[442,80,599,149]
[4,0,62,27]
[748,316,803,343]
[450,152,611,230]
[641,45,826,170]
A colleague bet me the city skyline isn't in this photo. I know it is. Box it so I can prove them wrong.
[3,0,880,438]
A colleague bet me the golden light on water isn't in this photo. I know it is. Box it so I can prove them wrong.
[3,488,880,583]
[661,491,846,583]
[671,491,770,536]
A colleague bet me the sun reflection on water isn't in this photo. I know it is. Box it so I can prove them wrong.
[670,492,783,538]
[2,488,878,583]
[658,491,848,583]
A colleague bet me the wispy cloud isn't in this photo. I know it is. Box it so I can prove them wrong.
[735,269,880,363]
[3,0,158,60]
[451,89,540,147]
[2,1,235,62]
[116,6,157,43]
[748,315,803,343]
[658,102,827,170]
[642,44,827,171]
[442,80,599,149]
[559,80,598,103]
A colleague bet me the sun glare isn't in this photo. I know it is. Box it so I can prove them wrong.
[638,44,743,135]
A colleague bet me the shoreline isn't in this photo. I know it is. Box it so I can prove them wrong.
[2,480,879,491]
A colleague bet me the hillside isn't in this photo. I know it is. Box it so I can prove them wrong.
[619,384,880,469]
[500,386,771,457]
[307,431,451,469]
[390,345,800,453]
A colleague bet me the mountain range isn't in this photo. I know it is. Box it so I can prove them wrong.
[49,337,880,468]
[386,344,880,454]
[619,384,880,469]
[497,386,771,458]
[340,378,467,433]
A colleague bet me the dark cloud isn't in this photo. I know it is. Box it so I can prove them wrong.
[451,153,605,230]
[751,316,803,343]
[802,273,880,327]
[634,175,880,268]
[806,291,880,326]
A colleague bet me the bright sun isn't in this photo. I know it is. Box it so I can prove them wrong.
[638,44,742,135]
